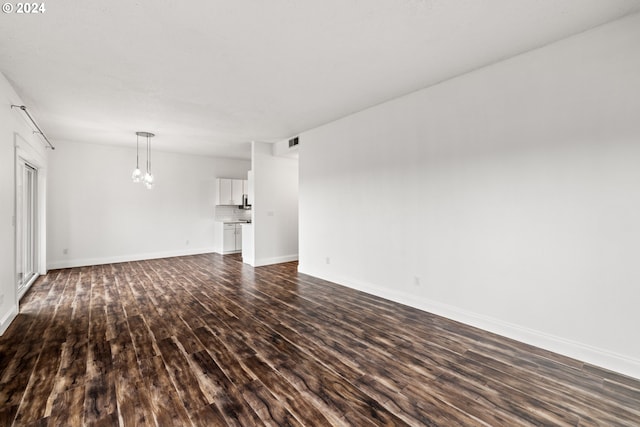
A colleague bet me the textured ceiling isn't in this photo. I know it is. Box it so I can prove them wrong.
[1,0,639,159]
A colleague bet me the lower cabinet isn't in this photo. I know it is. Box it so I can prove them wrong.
[223,223,242,253]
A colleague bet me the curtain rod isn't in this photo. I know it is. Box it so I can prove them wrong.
[11,105,55,150]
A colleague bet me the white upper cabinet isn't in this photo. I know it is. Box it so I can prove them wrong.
[216,178,247,205]
[232,179,244,205]
[217,178,233,205]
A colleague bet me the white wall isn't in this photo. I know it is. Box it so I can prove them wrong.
[47,140,249,268]
[249,141,298,266]
[0,72,49,334]
[298,13,640,378]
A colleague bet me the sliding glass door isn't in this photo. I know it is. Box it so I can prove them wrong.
[16,161,38,297]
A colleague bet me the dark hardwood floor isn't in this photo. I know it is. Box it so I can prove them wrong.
[1,253,639,426]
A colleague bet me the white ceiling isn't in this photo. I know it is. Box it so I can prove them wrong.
[2,1,639,159]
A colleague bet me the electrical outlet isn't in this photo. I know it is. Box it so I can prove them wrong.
[325,257,331,265]
[414,276,421,286]
[186,240,190,245]
[63,248,68,255]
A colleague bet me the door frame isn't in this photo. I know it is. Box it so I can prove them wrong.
[16,159,38,298]
[14,132,47,302]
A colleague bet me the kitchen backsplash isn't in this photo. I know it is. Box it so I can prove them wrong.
[214,205,252,222]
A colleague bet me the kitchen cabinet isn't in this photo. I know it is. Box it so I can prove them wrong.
[216,178,246,205]
[217,178,233,205]
[236,224,243,249]
[232,179,244,205]
[222,223,242,253]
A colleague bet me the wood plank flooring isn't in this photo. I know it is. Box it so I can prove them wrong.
[1,253,639,426]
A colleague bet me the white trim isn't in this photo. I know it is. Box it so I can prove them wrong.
[215,249,242,255]
[14,131,46,167]
[18,273,39,300]
[299,266,640,381]
[254,254,298,267]
[0,306,18,336]
[46,247,217,270]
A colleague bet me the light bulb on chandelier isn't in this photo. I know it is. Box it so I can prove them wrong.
[144,171,154,189]
[131,133,143,183]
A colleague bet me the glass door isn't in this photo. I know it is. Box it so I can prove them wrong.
[16,161,37,297]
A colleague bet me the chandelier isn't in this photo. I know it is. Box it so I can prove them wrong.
[131,131,155,189]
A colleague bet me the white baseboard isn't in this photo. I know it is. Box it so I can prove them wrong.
[299,266,640,381]
[18,273,39,300]
[215,249,242,255]
[254,254,298,267]
[0,306,18,336]
[47,247,217,270]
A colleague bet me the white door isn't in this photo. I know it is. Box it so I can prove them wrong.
[231,179,244,205]
[235,225,242,250]
[219,178,233,205]
[16,161,38,298]
[223,226,236,252]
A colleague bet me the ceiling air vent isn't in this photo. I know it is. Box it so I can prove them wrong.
[288,136,299,148]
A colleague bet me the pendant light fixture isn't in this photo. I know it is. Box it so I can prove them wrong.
[132,131,155,189]
[131,132,143,183]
